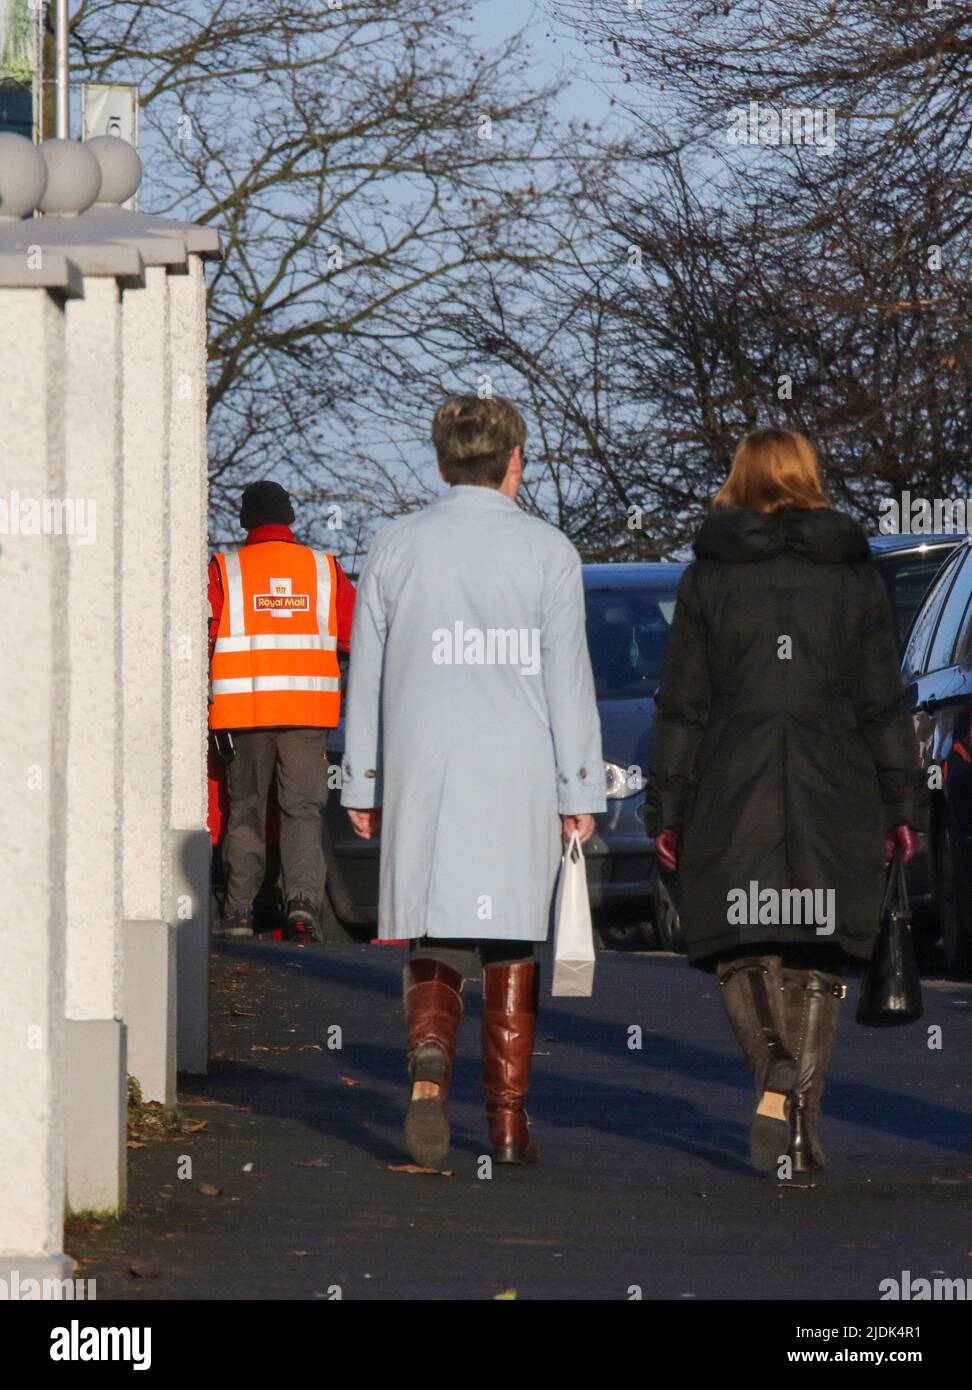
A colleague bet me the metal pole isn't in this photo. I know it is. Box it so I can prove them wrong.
[55,0,69,138]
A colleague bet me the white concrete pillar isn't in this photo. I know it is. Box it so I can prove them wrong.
[166,254,211,1075]
[62,273,128,1213]
[0,283,73,1278]
[120,262,177,1104]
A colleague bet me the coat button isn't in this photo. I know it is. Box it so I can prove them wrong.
[579,767,588,779]
[364,769,376,779]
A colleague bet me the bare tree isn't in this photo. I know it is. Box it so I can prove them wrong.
[70,1,568,554]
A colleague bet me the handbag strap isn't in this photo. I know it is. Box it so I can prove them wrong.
[564,830,583,864]
[880,844,910,918]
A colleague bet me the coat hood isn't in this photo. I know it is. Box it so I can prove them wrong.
[693,507,869,565]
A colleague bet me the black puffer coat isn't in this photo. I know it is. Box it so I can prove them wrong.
[645,507,927,967]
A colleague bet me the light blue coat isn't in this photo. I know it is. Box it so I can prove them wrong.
[340,484,606,941]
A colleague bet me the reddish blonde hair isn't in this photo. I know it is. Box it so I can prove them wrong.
[713,428,831,513]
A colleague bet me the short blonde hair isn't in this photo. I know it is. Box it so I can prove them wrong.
[714,427,831,513]
[431,394,526,486]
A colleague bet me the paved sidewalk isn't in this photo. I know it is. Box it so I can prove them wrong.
[68,942,972,1300]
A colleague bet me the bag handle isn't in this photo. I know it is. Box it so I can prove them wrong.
[564,830,583,864]
[880,844,910,919]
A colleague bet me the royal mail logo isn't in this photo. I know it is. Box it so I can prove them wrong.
[254,577,309,616]
[254,593,310,610]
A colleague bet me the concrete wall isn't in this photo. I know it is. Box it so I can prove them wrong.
[167,257,211,1075]
[0,133,218,1279]
[62,273,128,1214]
[0,287,70,1268]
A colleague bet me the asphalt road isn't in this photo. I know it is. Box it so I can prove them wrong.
[68,941,972,1301]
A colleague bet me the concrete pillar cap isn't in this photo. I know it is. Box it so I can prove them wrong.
[39,139,103,217]
[85,136,143,206]
[0,134,48,220]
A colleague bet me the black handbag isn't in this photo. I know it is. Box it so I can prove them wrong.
[856,847,923,1027]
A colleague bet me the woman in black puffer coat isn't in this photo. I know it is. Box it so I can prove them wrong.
[645,428,926,1176]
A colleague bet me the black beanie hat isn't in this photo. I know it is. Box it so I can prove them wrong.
[240,480,295,529]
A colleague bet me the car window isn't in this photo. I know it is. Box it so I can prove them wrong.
[901,548,964,681]
[925,550,972,673]
[876,549,959,646]
[584,584,679,701]
[949,570,972,667]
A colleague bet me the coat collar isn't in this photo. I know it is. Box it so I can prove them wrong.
[245,523,296,544]
[436,484,517,510]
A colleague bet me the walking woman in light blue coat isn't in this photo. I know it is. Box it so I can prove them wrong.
[341,395,605,1168]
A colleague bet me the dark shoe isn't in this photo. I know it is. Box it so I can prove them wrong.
[718,955,798,1173]
[482,960,540,1165]
[285,896,319,940]
[213,909,254,939]
[403,960,464,1168]
[782,968,846,1172]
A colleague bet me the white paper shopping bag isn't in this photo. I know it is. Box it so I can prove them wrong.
[551,831,596,997]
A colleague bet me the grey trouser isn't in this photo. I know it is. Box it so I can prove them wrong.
[409,937,535,974]
[223,728,328,913]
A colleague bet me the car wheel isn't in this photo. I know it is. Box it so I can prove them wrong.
[653,876,685,954]
[937,817,972,977]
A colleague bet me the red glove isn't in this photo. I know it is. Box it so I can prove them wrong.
[885,824,919,865]
[656,828,680,872]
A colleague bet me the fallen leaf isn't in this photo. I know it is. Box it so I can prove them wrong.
[298,1044,323,1052]
[179,1120,208,1134]
[493,1289,518,1300]
[231,1008,256,1017]
[339,1076,360,1087]
[386,1163,453,1176]
[128,1261,162,1280]
[126,1140,147,1150]
[197,1182,222,1197]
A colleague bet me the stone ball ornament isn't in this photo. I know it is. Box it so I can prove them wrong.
[0,134,49,220]
[38,138,103,216]
[86,135,143,206]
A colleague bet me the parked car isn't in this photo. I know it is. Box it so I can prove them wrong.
[867,533,962,648]
[898,537,972,975]
[582,563,686,948]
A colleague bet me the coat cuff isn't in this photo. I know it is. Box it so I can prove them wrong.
[641,775,687,835]
[339,758,382,809]
[556,765,606,815]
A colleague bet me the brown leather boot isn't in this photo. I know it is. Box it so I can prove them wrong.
[717,955,798,1172]
[782,968,846,1173]
[482,960,540,1165]
[403,959,464,1168]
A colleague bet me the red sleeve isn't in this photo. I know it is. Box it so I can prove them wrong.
[208,556,223,664]
[333,559,356,653]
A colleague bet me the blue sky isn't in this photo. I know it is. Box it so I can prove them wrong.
[473,0,620,125]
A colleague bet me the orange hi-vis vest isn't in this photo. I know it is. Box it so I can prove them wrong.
[209,542,341,730]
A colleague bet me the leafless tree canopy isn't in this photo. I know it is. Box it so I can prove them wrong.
[71,2,972,558]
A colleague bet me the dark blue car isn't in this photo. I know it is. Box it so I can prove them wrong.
[582,563,685,949]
